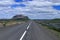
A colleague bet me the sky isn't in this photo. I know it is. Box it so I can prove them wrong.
[0,0,60,19]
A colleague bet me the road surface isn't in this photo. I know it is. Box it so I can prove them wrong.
[0,21,59,40]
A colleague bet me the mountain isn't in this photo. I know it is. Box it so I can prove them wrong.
[12,15,29,20]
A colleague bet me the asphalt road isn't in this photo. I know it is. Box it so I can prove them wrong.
[0,21,59,40]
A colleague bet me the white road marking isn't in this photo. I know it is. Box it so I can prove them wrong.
[27,23,31,30]
[20,31,27,40]
[20,22,32,40]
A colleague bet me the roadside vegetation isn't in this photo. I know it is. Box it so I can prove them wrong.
[35,19,60,32]
[34,19,60,37]
[0,15,29,28]
[0,19,25,27]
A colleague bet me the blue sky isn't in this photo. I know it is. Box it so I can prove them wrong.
[15,0,24,2]
[0,0,60,19]
[53,5,60,10]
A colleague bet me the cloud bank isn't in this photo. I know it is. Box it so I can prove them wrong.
[0,0,60,19]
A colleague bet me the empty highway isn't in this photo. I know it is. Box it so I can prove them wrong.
[0,21,59,40]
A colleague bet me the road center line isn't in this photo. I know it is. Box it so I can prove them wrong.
[20,30,27,40]
[27,23,31,30]
[20,22,31,40]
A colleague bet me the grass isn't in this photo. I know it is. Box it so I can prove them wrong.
[40,23,60,32]
[0,20,26,27]
[39,23,60,38]
[34,19,60,38]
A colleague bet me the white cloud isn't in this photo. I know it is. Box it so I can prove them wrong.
[53,3,60,5]
[0,0,14,5]
[0,0,60,19]
[27,1,52,6]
